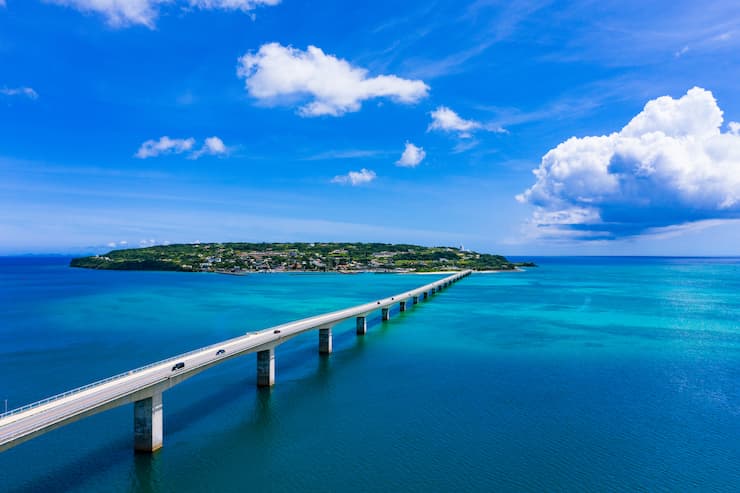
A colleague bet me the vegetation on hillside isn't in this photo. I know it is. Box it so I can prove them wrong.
[70,242,535,273]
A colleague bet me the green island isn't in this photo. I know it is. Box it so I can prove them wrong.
[70,242,535,273]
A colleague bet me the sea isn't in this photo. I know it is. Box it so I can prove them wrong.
[1,256,740,492]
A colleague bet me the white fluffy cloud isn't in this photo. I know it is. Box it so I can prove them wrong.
[237,43,429,117]
[396,141,426,167]
[191,136,229,159]
[136,136,230,159]
[47,0,279,28]
[135,136,195,158]
[517,87,740,239]
[0,87,38,99]
[428,106,503,138]
[331,168,377,186]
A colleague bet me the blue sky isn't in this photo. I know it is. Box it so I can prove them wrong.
[1,0,740,255]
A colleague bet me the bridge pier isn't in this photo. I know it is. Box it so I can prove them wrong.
[382,307,390,321]
[319,327,332,354]
[423,292,428,300]
[356,316,367,335]
[134,393,163,453]
[257,348,275,387]
[400,300,407,312]
[413,295,419,305]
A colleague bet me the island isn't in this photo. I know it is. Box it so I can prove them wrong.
[70,242,536,273]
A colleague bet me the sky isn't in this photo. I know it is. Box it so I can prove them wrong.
[1,0,740,255]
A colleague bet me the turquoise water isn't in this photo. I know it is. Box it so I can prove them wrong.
[1,257,740,492]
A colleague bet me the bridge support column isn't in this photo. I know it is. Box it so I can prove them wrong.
[423,292,428,300]
[413,296,419,305]
[356,316,367,335]
[319,327,332,354]
[257,348,275,387]
[400,300,407,312]
[382,307,390,321]
[134,392,163,453]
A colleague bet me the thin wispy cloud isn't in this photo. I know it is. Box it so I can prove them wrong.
[237,43,429,117]
[401,0,552,78]
[303,149,386,161]
[540,1,740,66]
[46,0,280,28]
[475,96,603,129]
[1,87,38,99]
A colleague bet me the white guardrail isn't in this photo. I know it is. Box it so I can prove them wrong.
[0,270,471,420]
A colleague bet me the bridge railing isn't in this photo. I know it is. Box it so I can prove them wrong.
[0,270,470,420]
[0,334,251,420]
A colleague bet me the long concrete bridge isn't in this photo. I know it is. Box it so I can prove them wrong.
[0,270,471,454]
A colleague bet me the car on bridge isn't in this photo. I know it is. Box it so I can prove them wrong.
[216,349,225,355]
[171,362,185,371]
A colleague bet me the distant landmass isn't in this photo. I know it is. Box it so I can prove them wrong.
[70,242,535,273]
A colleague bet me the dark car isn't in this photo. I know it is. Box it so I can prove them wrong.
[171,362,185,371]
[216,349,226,355]
[274,329,281,334]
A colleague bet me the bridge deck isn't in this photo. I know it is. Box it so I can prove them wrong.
[0,270,471,452]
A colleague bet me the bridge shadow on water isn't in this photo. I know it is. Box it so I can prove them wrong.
[8,308,413,492]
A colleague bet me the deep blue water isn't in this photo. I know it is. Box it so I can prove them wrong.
[1,257,740,492]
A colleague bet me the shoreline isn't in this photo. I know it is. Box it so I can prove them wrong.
[213,268,525,276]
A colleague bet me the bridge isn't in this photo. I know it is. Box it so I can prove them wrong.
[0,270,471,453]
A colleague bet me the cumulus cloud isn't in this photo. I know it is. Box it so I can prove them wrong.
[428,106,504,138]
[136,136,230,159]
[190,136,229,159]
[517,87,740,239]
[396,141,426,167]
[331,168,377,186]
[46,0,279,28]
[237,43,429,117]
[135,136,196,159]
[0,87,38,99]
